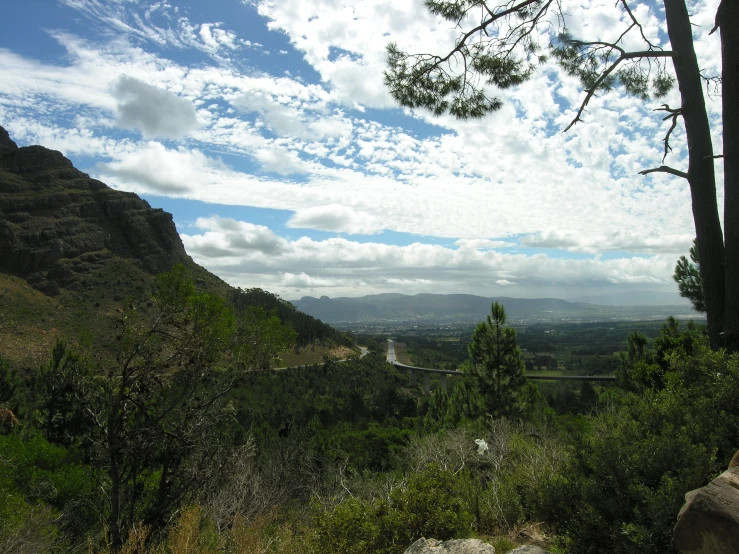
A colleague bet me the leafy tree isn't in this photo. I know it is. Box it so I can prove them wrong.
[467,302,526,417]
[618,318,703,391]
[63,265,294,548]
[674,238,705,312]
[385,0,737,351]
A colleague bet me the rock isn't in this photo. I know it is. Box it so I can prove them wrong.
[0,125,17,151]
[0,124,192,295]
[404,538,496,554]
[673,452,739,554]
[0,125,18,168]
[506,546,552,554]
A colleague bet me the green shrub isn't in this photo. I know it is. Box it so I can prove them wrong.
[534,345,739,553]
[312,465,472,554]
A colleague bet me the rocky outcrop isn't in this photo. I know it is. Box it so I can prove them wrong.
[673,450,739,554]
[404,538,496,554]
[0,125,191,295]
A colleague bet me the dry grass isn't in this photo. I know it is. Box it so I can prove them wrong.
[275,344,359,368]
[0,274,64,366]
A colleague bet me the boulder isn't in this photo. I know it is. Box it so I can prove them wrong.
[673,450,739,554]
[404,538,496,554]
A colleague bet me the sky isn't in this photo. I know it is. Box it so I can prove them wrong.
[0,0,724,304]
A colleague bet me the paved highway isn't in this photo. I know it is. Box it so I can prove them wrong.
[386,339,615,381]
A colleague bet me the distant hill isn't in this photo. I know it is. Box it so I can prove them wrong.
[291,293,698,325]
[0,125,349,366]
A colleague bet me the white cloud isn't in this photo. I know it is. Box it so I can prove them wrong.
[288,204,383,234]
[0,0,724,300]
[97,142,224,193]
[181,215,683,299]
[112,75,199,138]
[186,217,288,255]
[455,239,512,250]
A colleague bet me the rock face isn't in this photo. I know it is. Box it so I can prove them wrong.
[673,451,739,554]
[0,125,191,295]
[404,538,496,554]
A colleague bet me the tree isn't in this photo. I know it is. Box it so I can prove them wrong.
[76,266,293,548]
[467,302,526,417]
[674,238,704,312]
[716,1,739,351]
[385,0,735,351]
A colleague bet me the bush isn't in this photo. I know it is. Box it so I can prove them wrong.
[534,345,739,553]
[312,465,472,554]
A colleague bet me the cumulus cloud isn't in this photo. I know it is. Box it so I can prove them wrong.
[288,204,383,234]
[522,229,695,255]
[112,75,199,138]
[97,142,223,193]
[180,216,684,299]
[185,217,288,256]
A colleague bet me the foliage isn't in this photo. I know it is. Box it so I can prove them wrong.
[618,317,704,391]
[674,238,705,312]
[535,345,739,553]
[16,265,296,548]
[230,287,353,348]
[29,341,90,447]
[312,464,473,554]
[466,303,527,418]
[0,433,98,548]
[385,1,674,121]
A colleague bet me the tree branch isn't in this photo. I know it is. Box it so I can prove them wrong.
[620,0,660,48]
[564,50,674,132]
[654,104,682,161]
[638,166,688,179]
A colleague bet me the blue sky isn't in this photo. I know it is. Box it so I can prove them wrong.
[0,0,723,303]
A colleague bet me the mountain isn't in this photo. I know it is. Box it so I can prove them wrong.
[0,125,349,366]
[291,293,698,325]
[0,125,194,297]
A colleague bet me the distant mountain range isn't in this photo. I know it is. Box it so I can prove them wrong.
[291,293,699,325]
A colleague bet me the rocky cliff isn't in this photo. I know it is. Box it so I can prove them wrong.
[0,125,191,296]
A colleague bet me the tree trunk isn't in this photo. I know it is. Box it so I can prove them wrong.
[720,0,739,352]
[664,0,725,348]
[108,406,122,550]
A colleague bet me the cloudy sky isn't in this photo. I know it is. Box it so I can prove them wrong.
[0,0,723,303]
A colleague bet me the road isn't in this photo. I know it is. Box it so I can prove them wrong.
[386,340,397,363]
[385,339,615,381]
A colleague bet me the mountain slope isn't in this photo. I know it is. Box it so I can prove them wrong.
[0,125,349,366]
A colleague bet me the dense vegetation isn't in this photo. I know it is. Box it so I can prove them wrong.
[1,266,736,553]
[230,288,354,348]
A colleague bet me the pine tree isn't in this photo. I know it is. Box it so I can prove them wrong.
[467,302,526,418]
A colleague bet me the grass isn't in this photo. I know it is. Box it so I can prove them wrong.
[0,257,232,369]
[275,345,360,368]
[0,273,64,367]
